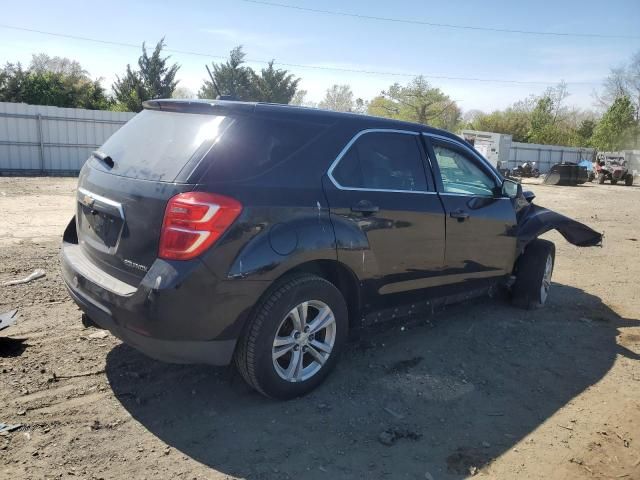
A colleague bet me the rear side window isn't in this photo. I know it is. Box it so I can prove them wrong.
[91,110,228,182]
[332,132,428,192]
[198,115,327,183]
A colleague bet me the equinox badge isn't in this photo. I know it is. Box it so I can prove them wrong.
[123,259,148,272]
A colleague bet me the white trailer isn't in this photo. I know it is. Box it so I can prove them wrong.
[459,130,512,170]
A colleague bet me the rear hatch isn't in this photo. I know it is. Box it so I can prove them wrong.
[75,107,232,285]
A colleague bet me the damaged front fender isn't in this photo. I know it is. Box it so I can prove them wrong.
[517,203,603,252]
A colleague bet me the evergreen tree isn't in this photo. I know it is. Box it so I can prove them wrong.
[199,46,299,103]
[199,46,254,100]
[113,38,180,112]
[250,61,299,104]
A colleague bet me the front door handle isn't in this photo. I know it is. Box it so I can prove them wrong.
[351,200,379,215]
[450,209,469,221]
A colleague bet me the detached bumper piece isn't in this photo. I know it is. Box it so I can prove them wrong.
[517,204,603,251]
[0,309,19,332]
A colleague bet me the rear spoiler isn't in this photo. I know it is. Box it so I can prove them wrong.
[142,99,256,115]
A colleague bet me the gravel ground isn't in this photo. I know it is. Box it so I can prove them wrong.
[0,176,639,479]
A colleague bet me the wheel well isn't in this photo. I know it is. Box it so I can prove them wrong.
[281,260,362,329]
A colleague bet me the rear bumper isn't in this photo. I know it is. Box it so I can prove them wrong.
[65,282,236,365]
[60,232,268,365]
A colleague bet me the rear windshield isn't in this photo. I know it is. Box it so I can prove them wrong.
[91,110,227,182]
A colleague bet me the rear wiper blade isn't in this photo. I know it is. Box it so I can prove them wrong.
[92,150,114,168]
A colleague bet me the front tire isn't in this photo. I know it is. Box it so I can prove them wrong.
[625,174,633,186]
[597,173,605,184]
[235,274,348,399]
[512,239,555,310]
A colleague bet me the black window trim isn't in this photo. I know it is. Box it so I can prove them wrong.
[327,128,436,195]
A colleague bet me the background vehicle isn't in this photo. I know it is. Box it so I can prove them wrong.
[543,162,588,186]
[61,99,602,399]
[511,161,540,178]
[596,154,634,185]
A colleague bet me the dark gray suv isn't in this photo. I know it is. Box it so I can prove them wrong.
[61,99,602,399]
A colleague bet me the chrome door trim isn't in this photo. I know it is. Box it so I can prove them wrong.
[326,128,436,194]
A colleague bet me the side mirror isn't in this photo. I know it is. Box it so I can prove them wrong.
[501,179,521,199]
[523,190,536,203]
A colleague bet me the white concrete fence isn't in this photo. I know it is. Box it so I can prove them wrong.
[0,102,134,174]
[508,142,595,173]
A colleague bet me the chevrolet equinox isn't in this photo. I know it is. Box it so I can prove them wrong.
[61,99,602,399]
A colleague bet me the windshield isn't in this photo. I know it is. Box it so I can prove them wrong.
[90,110,228,182]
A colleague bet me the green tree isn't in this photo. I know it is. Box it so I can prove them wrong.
[0,57,111,110]
[29,54,86,79]
[0,63,28,103]
[199,47,300,103]
[367,76,460,131]
[527,83,571,145]
[289,89,310,106]
[469,107,532,142]
[171,86,195,99]
[250,61,299,104]
[599,50,640,122]
[318,84,356,112]
[573,119,597,146]
[113,38,180,112]
[21,72,72,107]
[528,95,557,143]
[591,96,637,151]
[199,46,254,100]
[467,83,590,146]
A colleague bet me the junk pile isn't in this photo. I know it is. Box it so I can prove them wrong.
[543,163,588,186]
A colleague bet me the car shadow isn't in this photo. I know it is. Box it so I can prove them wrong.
[105,283,638,479]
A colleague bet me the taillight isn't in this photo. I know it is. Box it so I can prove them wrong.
[159,192,242,261]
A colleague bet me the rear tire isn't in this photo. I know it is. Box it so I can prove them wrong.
[234,274,348,400]
[597,173,605,184]
[625,174,633,186]
[611,179,618,185]
[512,239,555,310]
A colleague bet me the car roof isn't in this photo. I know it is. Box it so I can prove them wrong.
[142,98,463,143]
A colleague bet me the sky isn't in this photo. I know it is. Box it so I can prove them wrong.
[0,0,639,113]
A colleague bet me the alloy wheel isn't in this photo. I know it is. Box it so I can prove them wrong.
[272,300,336,383]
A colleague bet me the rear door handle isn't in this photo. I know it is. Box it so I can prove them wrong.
[351,200,379,215]
[450,209,469,220]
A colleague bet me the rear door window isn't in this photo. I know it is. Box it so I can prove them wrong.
[331,131,428,192]
[91,110,228,182]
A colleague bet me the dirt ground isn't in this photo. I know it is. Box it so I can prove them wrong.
[0,176,638,480]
